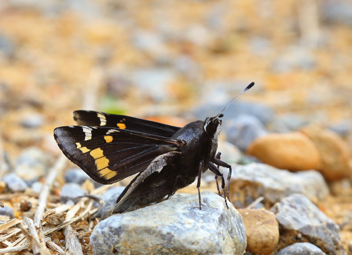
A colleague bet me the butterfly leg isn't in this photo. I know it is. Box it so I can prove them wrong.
[212,156,232,202]
[197,160,204,210]
[214,152,222,196]
[208,162,229,209]
[215,175,221,196]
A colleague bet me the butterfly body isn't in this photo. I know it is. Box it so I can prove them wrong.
[54,111,230,213]
[54,83,254,214]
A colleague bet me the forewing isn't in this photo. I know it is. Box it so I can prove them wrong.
[73,110,181,137]
[54,126,179,184]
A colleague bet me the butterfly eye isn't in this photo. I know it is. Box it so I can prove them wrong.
[218,114,224,118]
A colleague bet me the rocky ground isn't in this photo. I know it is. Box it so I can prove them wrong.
[0,0,352,254]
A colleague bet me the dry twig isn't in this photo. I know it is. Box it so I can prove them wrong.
[34,154,67,228]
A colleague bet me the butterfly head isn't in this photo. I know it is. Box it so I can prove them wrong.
[203,114,223,138]
[203,82,255,139]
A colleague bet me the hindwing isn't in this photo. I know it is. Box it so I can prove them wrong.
[54,126,179,184]
[73,110,181,137]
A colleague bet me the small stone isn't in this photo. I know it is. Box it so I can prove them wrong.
[238,209,279,255]
[217,140,242,164]
[247,132,321,171]
[60,183,87,204]
[301,126,351,181]
[64,168,91,185]
[249,36,272,56]
[20,113,44,128]
[132,30,168,57]
[3,173,28,192]
[271,114,308,133]
[15,147,51,181]
[99,186,125,220]
[131,68,177,102]
[0,206,14,219]
[224,114,268,152]
[31,182,43,194]
[230,163,329,206]
[91,191,246,255]
[20,201,32,212]
[277,243,325,255]
[327,120,351,138]
[321,0,352,26]
[271,194,344,254]
[0,34,15,60]
[271,46,316,73]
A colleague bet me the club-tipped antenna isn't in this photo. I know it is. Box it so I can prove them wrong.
[217,82,255,116]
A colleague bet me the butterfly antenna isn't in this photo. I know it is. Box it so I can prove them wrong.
[217,82,255,116]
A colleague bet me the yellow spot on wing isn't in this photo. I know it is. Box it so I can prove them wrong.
[99,168,117,179]
[90,148,104,159]
[104,136,113,143]
[95,157,109,170]
[79,147,90,153]
[76,142,81,148]
[105,171,117,179]
[117,123,126,129]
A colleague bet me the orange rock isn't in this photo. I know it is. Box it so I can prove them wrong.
[300,126,351,181]
[238,209,279,255]
[247,132,321,171]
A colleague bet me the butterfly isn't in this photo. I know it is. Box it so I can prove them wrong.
[54,82,254,213]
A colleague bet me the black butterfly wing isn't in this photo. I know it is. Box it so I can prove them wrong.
[73,110,181,137]
[54,126,180,184]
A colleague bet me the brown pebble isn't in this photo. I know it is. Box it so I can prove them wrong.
[20,200,32,212]
[238,209,279,255]
[247,132,321,171]
[300,126,351,181]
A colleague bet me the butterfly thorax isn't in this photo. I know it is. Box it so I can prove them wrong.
[172,119,218,178]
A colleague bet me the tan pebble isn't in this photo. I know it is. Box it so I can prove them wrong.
[300,126,351,181]
[247,132,321,171]
[238,209,279,255]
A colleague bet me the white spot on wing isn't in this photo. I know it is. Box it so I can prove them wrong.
[107,129,119,134]
[83,126,92,141]
[97,113,107,126]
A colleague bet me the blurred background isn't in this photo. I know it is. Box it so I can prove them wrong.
[0,0,351,157]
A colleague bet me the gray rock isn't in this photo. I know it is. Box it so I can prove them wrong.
[3,173,28,192]
[20,113,44,128]
[321,0,352,26]
[271,194,344,255]
[217,140,242,164]
[64,168,90,185]
[131,68,177,102]
[249,36,272,56]
[230,163,329,206]
[15,147,50,181]
[31,181,43,194]
[327,120,351,137]
[277,243,325,255]
[91,191,246,255]
[174,55,202,81]
[132,30,168,58]
[184,24,212,47]
[100,186,125,220]
[60,183,87,204]
[271,114,308,133]
[0,34,15,60]
[193,101,275,126]
[272,47,316,73]
[224,114,268,152]
[0,206,15,219]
